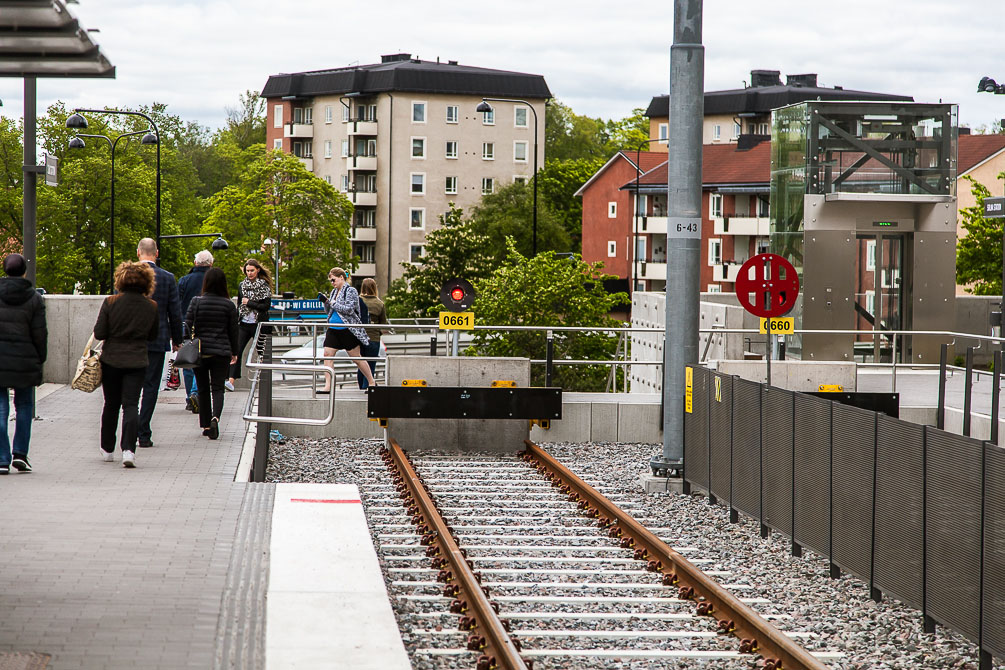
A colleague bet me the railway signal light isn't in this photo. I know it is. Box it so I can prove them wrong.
[441,277,476,312]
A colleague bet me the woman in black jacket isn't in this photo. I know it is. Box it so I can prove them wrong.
[227,259,271,391]
[186,267,239,440]
[93,262,159,468]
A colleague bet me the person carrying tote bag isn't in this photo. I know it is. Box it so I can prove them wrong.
[315,267,375,393]
[71,334,103,393]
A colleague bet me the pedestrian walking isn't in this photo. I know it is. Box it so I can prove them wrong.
[177,250,214,413]
[357,278,388,390]
[318,268,375,393]
[185,267,238,440]
[136,238,183,449]
[228,259,272,391]
[93,262,159,468]
[0,254,47,475]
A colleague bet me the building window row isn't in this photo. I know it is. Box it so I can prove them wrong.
[407,174,533,196]
[412,101,530,127]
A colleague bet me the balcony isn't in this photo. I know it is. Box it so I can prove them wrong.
[355,262,376,277]
[347,120,378,136]
[297,157,313,171]
[639,216,667,235]
[639,261,667,281]
[351,191,377,207]
[347,155,377,171]
[284,122,313,139]
[712,262,742,283]
[712,214,770,236]
[351,226,377,242]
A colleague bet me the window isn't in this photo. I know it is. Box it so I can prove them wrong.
[304,107,313,124]
[410,208,425,229]
[365,139,376,155]
[363,174,376,192]
[342,105,350,122]
[445,141,458,159]
[411,173,425,195]
[635,194,647,217]
[482,108,494,125]
[513,175,529,185]
[292,141,312,158]
[273,138,282,150]
[758,122,770,135]
[482,142,494,160]
[757,197,769,217]
[411,137,425,159]
[514,107,528,127]
[607,241,617,257]
[513,141,528,162]
[608,202,617,218]
[635,236,646,260]
[363,104,377,122]
[409,244,424,264]
[293,107,304,124]
[412,101,426,123]
[658,123,669,144]
[273,105,283,129]
[445,176,458,194]
[355,209,376,227]
[481,177,494,195]
[733,122,741,139]
[446,105,459,123]
[865,290,876,316]
[341,175,350,191]
[341,140,349,157]
[325,106,333,124]
[707,284,722,293]
[324,140,332,158]
[866,239,877,271]
[708,238,722,266]
[355,243,376,263]
[324,175,332,184]
[713,124,721,141]
[710,193,723,218]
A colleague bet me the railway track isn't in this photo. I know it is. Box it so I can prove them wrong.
[359,440,842,669]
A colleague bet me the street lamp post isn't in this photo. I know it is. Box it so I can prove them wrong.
[68,128,153,290]
[632,139,667,296]
[67,108,161,254]
[476,98,539,255]
[263,236,281,293]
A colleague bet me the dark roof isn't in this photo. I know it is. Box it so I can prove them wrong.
[958,134,1005,174]
[262,55,551,100]
[622,141,772,191]
[645,79,912,117]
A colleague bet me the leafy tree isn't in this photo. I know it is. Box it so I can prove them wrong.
[469,181,570,261]
[605,107,650,150]
[384,204,495,317]
[957,174,1005,294]
[469,241,628,391]
[545,100,612,163]
[0,116,22,258]
[222,90,267,150]
[539,157,604,250]
[204,149,354,298]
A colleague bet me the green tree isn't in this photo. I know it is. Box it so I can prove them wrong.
[0,116,23,258]
[605,107,650,151]
[957,174,1005,294]
[469,181,570,261]
[222,90,267,150]
[384,204,495,317]
[545,100,612,163]
[469,241,628,391]
[538,157,604,250]
[204,149,354,298]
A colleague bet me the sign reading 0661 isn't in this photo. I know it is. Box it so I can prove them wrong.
[439,278,476,330]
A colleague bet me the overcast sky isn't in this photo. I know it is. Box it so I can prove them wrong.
[2,0,1003,134]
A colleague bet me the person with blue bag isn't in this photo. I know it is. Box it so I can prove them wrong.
[315,268,376,393]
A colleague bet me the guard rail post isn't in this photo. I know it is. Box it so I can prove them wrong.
[545,330,554,387]
[252,337,272,482]
[964,347,974,437]
[993,350,1002,444]
[937,343,948,430]
[429,331,438,356]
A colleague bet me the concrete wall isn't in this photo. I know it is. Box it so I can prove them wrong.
[42,295,106,384]
[716,360,857,391]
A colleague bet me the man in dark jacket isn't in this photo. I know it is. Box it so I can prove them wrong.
[0,254,47,474]
[176,250,213,412]
[136,238,183,448]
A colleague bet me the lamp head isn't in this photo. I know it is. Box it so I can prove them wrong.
[211,237,229,251]
[68,136,86,149]
[476,100,493,113]
[140,132,158,145]
[979,76,999,94]
[66,113,88,129]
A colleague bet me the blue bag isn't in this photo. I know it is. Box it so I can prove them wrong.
[326,288,345,329]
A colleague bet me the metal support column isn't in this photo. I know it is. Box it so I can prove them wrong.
[964,347,974,437]
[252,338,272,482]
[937,344,948,430]
[22,77,38,285]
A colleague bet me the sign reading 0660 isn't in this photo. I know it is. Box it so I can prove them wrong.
[439,312,474,330]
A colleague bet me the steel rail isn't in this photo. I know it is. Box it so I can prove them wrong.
[521,440,829,670]
[384,439,529,670]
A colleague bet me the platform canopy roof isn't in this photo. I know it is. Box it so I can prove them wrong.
[0,0,114,78]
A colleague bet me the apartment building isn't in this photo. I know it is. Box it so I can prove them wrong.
[645,70,912,149]
[262,54,549,292]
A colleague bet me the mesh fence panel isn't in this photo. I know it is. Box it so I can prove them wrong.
[925,427,982,642]
[831,403,876,582]
[761,386,794,535]
[708,372,733,502]
[793,393,831,557]
[684,366,709,491]
[731,378,761,519]
[982,443,1005,658]
[873,414,924,609]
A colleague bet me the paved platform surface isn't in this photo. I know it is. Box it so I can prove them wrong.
[0,384,258,669]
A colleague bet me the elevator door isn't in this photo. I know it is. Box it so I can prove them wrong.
[855,234,905,362]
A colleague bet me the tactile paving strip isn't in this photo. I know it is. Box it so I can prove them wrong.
[0,652,50,670]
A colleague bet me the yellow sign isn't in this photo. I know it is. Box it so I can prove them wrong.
[439,311,475,330]
[759,317,794,335]
[685,367,693,414]
[714,376,722,403]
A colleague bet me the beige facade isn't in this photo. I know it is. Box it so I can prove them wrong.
[648,112,772,149]
[272,93,544,294]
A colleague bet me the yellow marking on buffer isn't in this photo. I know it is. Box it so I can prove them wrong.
[491,380,517,388]
[818,384,844,392]
[401,379,428,387]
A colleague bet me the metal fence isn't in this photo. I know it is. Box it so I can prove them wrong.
[683,365,1004,668]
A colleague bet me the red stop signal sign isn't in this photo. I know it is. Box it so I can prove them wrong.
[734,253,799,318]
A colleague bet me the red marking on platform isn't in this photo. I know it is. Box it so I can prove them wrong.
[290,498,362,504]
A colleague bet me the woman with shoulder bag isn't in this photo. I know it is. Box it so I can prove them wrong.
[357,278,388,390]
[228,259,272,391]
[93,262,159,468]
[318,267,376,393]
[186,268,239,440]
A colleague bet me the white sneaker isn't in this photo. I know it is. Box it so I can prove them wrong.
[100,449,114,462]
[122,451,136,468]
[224,380,235,392]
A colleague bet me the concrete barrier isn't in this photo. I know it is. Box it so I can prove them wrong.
[716,360,857,392]
[42,295,105,384]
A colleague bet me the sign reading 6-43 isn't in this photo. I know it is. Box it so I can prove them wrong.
[735,253,799,318]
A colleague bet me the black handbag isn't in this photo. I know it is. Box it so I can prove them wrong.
[175,299,202,369]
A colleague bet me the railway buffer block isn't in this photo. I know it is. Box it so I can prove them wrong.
[367,386,562,421]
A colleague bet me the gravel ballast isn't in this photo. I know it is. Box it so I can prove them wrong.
[266,435,1002,670]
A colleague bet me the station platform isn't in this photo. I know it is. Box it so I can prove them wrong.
[0,384,406,670]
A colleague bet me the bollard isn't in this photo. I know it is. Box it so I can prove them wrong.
[253,337,272,483]
[430,332,438,356]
